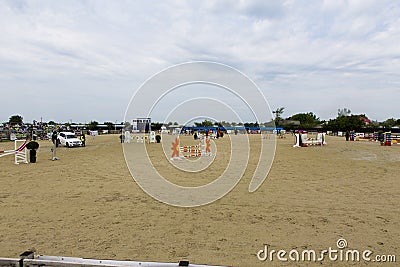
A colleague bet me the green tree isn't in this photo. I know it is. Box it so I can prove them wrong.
[104,122,115,130]
[87,121,99,130]
[337,108,351,117]
[219,121,231,126]
[9,115,23,124]
[151,122,163,131]
[194,120,214,127]
[272,107,285,126]
[287,112,321,128]
[381,118,397,128]
[326,115,365,131]
[244,122,259,127]
[366,120,379,128]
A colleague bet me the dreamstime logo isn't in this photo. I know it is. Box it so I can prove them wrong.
[257,238,397,263]
[336,238,347,249]
[123,61,276,207]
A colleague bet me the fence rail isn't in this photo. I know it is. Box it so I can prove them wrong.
[0,252,229,267]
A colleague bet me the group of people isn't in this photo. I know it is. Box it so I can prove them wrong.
[193,129,223,140]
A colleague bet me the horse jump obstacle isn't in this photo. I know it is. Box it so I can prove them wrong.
[374,132,379,142]
[179,144,203,158]
[0,139,28,164]
[171,137,212,160]
[124,131,156,144]
[340,132,398,143]
[382,132,400,146]
[293,132,327,147]
[345,132,379,142]
[353,132,376,141]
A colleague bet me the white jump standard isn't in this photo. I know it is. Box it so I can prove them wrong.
[293,132,327,147]
[0,139,28,164]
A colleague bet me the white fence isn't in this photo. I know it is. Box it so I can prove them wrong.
[0,252,228,267]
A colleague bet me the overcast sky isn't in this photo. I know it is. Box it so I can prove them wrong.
[1,0,399,124]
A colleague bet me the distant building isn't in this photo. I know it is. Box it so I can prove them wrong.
[132,118,151,133]
[360,117,371,125]
[281,120,301,126]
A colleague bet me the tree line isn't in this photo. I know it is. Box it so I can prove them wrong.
[5,108,400,132]
[273,107,400,131]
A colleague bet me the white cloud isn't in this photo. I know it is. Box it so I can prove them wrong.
[0,0,399,123]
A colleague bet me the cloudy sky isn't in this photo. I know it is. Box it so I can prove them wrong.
[1,0,399,124]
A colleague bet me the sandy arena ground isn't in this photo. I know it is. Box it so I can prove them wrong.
[0,134,398,266]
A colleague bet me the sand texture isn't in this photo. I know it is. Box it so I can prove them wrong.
[0,134,398,266]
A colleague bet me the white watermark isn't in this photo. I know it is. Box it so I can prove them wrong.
[123,61,276,207]
[257,238,396,263]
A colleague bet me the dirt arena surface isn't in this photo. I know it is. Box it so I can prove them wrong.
[0,134,398,266]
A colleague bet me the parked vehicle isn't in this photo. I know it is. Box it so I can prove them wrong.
[57,132,82,147]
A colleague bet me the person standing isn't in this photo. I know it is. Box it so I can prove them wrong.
[80,132,86,147]
[51,130,58,147]
[345,131,350,141]
[119,131,125,143]
[51,130,59,160]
